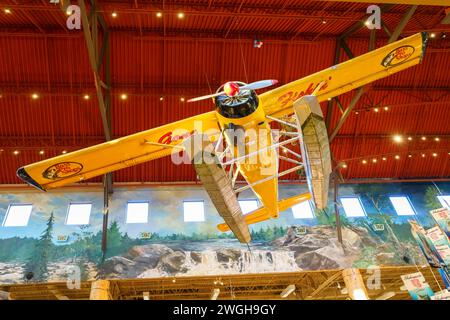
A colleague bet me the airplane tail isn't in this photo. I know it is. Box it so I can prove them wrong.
[217,192,311,232]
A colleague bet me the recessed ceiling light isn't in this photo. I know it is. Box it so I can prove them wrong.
[322,19,327,24]
[434,137,440,141]
[421,136,427,141]
[112,12,118,18]
[156,12,162,18]
[4,8,11,14]
[408,154,412,158]
[372,158,377,163]
[384,106,389,111]
[177,12,185,19]
[355,111,359,115]
[421,153,425,157]
[342,163,347,168]
[83,94,90,100]
[362,160,367,164]
[62,150,67,154]
[430,32,436,38]
[180,97,185,102]
[13,150,19,155]
[407,136,413,141]
[364,20,370,26]
[39,150,45,155]
[382,157,387,161]
[395,155,400,160]
[31,93,39,99]
[432,153,437,157]
[159,96,164,101]
[393,135,403,143]
[374,107,379,112]
[120,93,128,100]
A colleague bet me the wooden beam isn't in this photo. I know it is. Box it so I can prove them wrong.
[329,87,364,143]
[388,5,417,44]
[319,0,450,6]
[305,271,342,299]
[90,280,112,300]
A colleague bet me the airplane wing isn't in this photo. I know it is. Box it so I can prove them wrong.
[17,111,220,191]
[259,32,428,118]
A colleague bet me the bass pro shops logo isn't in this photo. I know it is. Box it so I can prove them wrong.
[42,162,83,180]
[381,46,415,67]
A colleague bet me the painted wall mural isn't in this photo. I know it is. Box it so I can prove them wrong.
[0,181,449,285]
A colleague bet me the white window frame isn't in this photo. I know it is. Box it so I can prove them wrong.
[126,201,149,224]
[65,202,92,225]
[238,199,259,215]
[2,203,33,227]
[340,197,366,218]
[292,200,315,219]
[437,195,450,209]
[183,200,205,222]
[389,196,416,216]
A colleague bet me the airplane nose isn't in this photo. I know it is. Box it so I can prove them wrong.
[223,82,240,96]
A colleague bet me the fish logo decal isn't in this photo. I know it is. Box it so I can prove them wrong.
[382,45,415,67]
[43,162,83,180]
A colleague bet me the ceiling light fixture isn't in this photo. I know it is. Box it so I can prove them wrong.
[180,97,185,102]
[362,160,367,164]
[112,12,118,18]
[393,135,403,143]
[395,155,400,160]
[39,150,45,155]
[120,93,128,100]
[4,8,11,14]
[421,136,427,141]
[280,284,296,298]
[421,153,425,157]
[62,150,67,154]
[177,12,185,19]
[384,106,389,111]
[433,153,438,157]
[13,150,19,155]
[408,154,412,158]
[407,136,413,141]
[434,137,440,141]
[31,93,39,100]
[374,107,379,112]
[156,12,163,18]
[83,94,90,100]
[430,32,436,38]
[382,157,387,161]
[372,158,377,163]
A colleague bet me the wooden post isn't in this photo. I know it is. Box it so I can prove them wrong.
[90,280,112,300]
[342,268,369,300]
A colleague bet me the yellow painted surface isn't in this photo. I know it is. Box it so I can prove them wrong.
[20,112,220,190]
[259,32,426,119]
[217,192,311,232]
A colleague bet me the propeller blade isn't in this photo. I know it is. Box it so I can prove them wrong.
[187,91,225,102]
[239,79,278,91]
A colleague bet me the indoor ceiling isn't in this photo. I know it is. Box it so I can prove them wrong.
[0,0,449,185]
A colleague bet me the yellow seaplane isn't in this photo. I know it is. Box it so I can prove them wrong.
[17,33,427,243]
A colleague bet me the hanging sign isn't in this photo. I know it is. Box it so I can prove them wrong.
[401,272,435,300]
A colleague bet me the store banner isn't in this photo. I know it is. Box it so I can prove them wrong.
[430,208,450,238]
[430,289,450,300]
[401,272,435,300]
[426,226,450,265]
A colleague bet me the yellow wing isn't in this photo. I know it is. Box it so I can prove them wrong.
[17,111,220,191]
[260,32,427,118]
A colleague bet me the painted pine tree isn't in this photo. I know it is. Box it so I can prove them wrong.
[24,212,55,281]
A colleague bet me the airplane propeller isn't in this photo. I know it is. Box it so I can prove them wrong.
[187,79,278,103]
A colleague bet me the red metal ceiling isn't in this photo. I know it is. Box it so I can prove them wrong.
[0,0,449,185]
